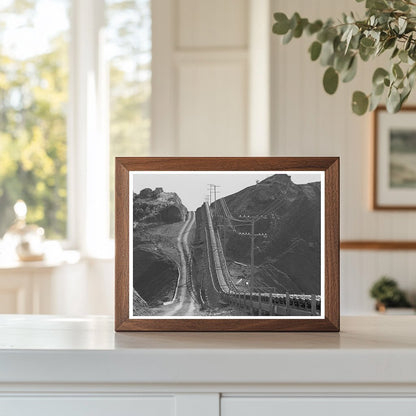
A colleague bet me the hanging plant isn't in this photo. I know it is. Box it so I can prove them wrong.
[272,0,416,115]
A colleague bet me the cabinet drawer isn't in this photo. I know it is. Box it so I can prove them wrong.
[221,397,416,416]
[0,396,174,416]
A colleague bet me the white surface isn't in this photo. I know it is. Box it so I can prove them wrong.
[222,398,416,416]
[0,315,415,415]
[176,394,219,416]
[1,397,175,416]
[0,315,416,387]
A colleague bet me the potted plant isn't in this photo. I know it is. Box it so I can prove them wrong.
[369,276,413,313]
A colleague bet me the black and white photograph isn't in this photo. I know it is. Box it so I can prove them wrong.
[129,171,324,319]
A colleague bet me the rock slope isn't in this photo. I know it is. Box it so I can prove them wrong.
[133,187,188,225]
[215,174,321,295]
[132,188,188,309]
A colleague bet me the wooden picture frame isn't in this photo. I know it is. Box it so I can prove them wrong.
[115,157,339,332]
[373,106,416,210]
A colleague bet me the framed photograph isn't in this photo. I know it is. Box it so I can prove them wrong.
[115,157,339,332]
[374,106,416,209]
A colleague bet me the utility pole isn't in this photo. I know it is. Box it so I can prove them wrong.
[234,218,266,291]
[208,184,220,220]
[208,184,219,203]
[250,219,255,291]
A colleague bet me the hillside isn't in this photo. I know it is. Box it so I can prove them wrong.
[132,188,188,308]
[214,174,321,295]
[133,187,188,225]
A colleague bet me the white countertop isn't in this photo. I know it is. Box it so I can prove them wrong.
[0,315,415,386]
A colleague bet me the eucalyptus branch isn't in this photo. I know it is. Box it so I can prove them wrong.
[272,0,416,115]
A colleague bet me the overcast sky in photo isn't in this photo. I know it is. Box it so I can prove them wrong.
[132,171,322,211]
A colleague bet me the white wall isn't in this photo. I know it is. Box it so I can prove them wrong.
[152,0,271,156]
[271,0,416,313]
[39,0,416,317]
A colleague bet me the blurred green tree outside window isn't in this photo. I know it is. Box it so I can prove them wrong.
[107,0,151,237]
[0,0,70,239]
[0,0,151,241]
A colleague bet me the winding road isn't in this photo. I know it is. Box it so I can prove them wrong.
[165,211,198,316]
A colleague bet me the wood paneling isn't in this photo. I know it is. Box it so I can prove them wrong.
[341,241,416,250]
[177,0,248,49]
[177,62,247,156]
[152,0,250,156]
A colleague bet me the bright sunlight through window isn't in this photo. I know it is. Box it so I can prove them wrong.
[0,0,70,239]
[0,0,152,244]
[106,0,151,237]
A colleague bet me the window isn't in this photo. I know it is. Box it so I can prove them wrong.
[0,0,70,239]
[0,0,151,251]
[106,0,151,237]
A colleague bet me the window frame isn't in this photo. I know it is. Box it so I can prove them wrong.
[67,0,112,257]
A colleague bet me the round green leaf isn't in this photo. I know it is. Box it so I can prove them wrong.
[307,20,323,35]
[372,68,389,86]
[290,12,301,30]
[391,47,399,59]
[309,41,322,61]
[317,30,328,43]
[409,45,416,61]
[273,13,290,35]
[359,44,375,62]
[320,41,335,66]
[393,63,404,79]
[342,56,357,83]
[360,37,375,48]
[400,88,411,107]
[399,50,408,63]
[367,0,388,11]
[405,34,413,51]
[334,52,352,73]
[373,82,384,96]
[369,92,383,112]
[352,91,369,115]
[282,29,293,44]
[293,18,308,38]
[384,37,396,50]
[323,67,339,95]
[387,88,401,113]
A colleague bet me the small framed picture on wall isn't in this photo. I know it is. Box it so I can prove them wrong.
[374,106,416,209]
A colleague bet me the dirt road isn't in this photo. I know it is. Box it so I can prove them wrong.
[164,212,199,316]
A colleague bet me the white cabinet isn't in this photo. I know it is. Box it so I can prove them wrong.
[1,397,175,416]
[221,398,416,416]
[0,316,415,416]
